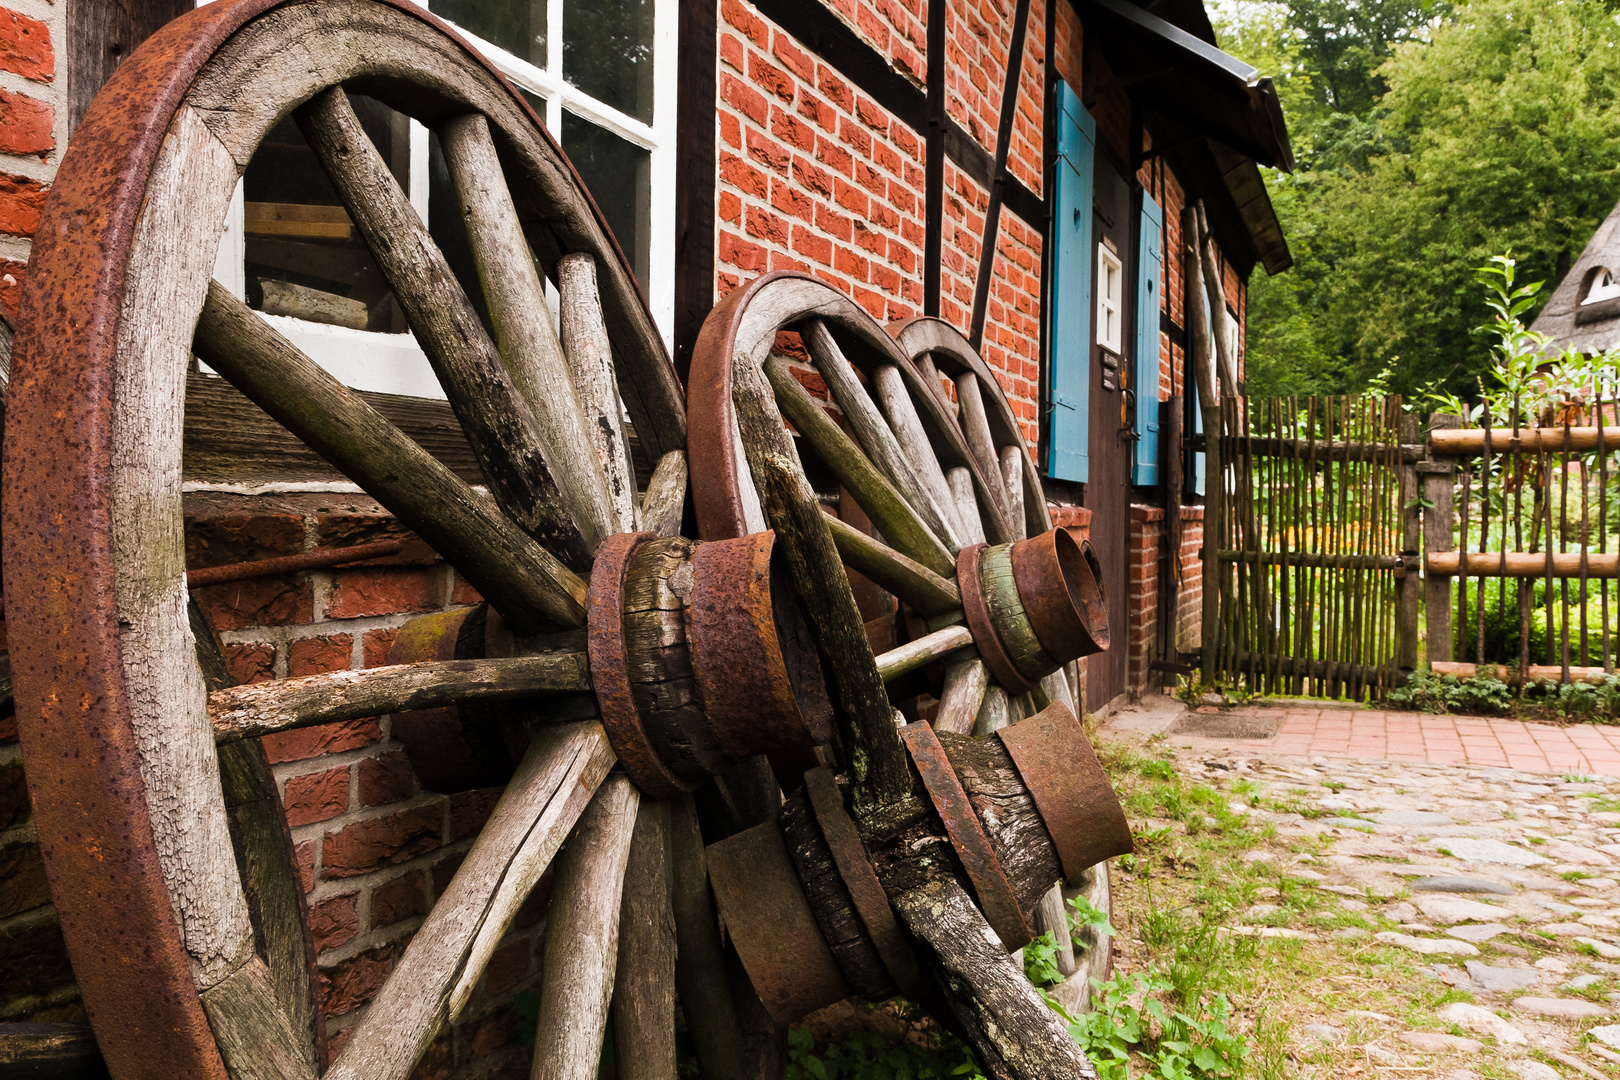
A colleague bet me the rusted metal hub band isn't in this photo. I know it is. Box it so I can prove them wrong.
[688,530,833,759]
[956,543,1039,695]
[706,820,851,1024]
[1009,527,1109,663]
[587,530,694,798]
[900,720,1033,950]
[803,766,922,996]
[997,701,1134,881]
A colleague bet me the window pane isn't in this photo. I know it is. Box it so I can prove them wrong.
[563,0,655,125]
[562,112,650,290]
[433,0,546,66]
[243,94,408,333]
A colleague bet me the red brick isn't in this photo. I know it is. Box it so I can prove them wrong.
[719,30,745,73]
[855,96,890,134]
[223,642,275,685]
[287,633,353,677]
[323,802,444,878]
[817,136,854,177]
[771,106,816,153]
[719,190,743,225]
[371,872,429,929]
[284,767,349,826]
[0,9,51,82]
[855,159,886,197]
[871,264,901,293]
[313,514,437,567]
[836,244,870,282]
[720,72,768,127]
[448,574,481,606]
[792,225,833,264]
[0,171,45,236]
[892,122,920,160]
[797,90,837,133]
[720,151,768,198]
[0,89,51,155]
[816,202,853,240]
[362,627,400,669]
[310,893,359,950]
[719,110,741,149]
[719,230,768,272]
[773,33,815,84]
[450,786,503,840]
[469,1007,519,1058]
[262,718,381,765]
[745,127,790,174]
[818,66,853,111]
[194,576,314,631]
[184,510,303,568]
[326,567,443,619]
[838,117,872,157]
[321,945,394,1016]
[748,54,794,102]
[835,178,868,215]
[856,6,891,51]
[358,751,415,808]
[770,179,813,224]
[483,940,531,996]
[746,205,788,246]
[430,850,466,898]
[0,258,22,317]
[278,838,323,909]
[721,0,767,46]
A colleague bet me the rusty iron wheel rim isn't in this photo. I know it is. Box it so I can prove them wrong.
[899,721,1033,950]
[2,2,677,1074]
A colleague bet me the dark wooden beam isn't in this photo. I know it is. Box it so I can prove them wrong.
[674,0,720,384]
[968,0,1033,349]
[924,0,945,316]
[66,0,191,133]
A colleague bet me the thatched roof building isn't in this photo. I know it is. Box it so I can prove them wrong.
[1530,198,1620,354]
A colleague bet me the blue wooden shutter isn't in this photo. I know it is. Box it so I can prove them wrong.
[1132,193,1164,485]
[1047,81,1095,483]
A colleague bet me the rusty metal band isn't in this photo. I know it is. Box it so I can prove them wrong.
[802,766,922,996]
[185,539,404,589]
[998,702,1134,880]
[586,531,693,798]
[955,543,1039,695]
[1009,527,1109,662]
[899,721,1033,950]
[706,820,851,1024]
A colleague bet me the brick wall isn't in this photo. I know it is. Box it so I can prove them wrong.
[187,492,536,1076]
[1122,504,1206,697]
[0,0,58,316]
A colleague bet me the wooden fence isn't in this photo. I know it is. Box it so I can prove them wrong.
[1212,395,1417,700]
[1425,401,1620,685]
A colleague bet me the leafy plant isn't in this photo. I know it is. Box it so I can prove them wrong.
[1056,970,1250,1080]
[1386,667,1514,714]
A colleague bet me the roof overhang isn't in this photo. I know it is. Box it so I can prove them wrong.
[1080,0,1295,172]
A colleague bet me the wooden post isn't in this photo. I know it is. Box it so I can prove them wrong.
[1184,206,1222,687]
[1423,415,1460,665]
[1161,395,1184,670]
[1397,412,1422,671]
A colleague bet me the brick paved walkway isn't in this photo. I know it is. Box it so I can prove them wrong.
[1170,707,1620,777]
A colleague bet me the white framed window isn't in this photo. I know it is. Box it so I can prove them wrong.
[208,0,676,399]
[1096,244,1123,355]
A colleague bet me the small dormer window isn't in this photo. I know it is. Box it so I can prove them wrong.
[1584,267,1620,305]
[1097,245,1123,354]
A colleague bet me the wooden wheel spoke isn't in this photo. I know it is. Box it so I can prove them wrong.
[639,449,688,537]
[611,800,677,1080]
[558,252,640,533]
[874,624,974,682]
[207,654,591,744]
[955,372,1012,519]
[762,355,955,578]
[326,723,617,1080]
[998,445,1027,540]
[872,362,966,543]
[670,794,744,1077]
[532,774,642,1080]
[933,659,989,735]
[439,114,620,545]
[804,320,964,551]
[823,512,960,617]
[295,88,593,566]
[193,280,587,632]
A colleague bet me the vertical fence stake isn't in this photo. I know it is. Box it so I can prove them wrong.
[1397,413,1422,672]
[1422,414,1460,665]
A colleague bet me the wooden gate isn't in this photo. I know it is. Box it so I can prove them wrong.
[1210,395,1419,700]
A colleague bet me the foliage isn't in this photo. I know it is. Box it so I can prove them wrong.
[1219,0,1620,401]
[1055,969,1250,1080]
[1385,667,1515,713]
[785,1027,984,1080]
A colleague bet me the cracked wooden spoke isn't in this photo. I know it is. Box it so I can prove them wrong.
[193,281,588,632]
[822,512,961,617]
[297,87,593,566]
[326,724,617,1080]
[208,654,592,744]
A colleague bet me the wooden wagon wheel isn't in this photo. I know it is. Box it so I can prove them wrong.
[685,273,1132,1078]
[1,3,801,1078]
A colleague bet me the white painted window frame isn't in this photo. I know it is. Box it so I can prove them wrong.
[206,0,676,399]
[1096,245,1123,356]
